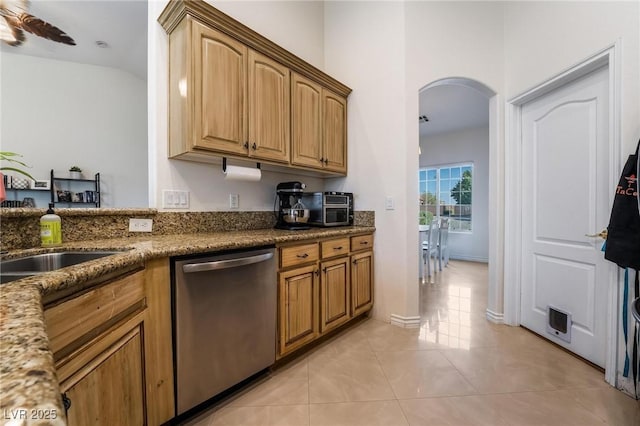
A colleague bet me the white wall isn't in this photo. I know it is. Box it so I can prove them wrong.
[149,0,326,211]
[420,126,489,262]
[1,53,148,208]
[504,1,639,167]
[321,1,505,322]
[213,1,324,70]
[323,1,411,322]
[404,1,506,322]
[324,0,638,329]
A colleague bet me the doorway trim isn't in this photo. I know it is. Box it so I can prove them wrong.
[504,42,622,385]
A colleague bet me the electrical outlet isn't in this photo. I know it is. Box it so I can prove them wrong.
[229,193,239,209]
[129,218,153,232]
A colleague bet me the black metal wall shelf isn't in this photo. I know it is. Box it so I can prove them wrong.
[50,169,101,207]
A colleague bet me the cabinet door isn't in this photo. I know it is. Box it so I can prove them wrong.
[193,21,248,155]
[62,326,145,426]
[278,265,318,356]
[320,257,350,333]
[248,50,290,163]
[291,73,323,169]
[351,250,374,317]
[323,90,347,174]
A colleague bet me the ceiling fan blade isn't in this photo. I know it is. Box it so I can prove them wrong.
[14,12,75,45]
[0,15,24,46]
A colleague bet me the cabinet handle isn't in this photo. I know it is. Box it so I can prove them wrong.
[324,158,329,165]
[360,241,369,245]
[353,259,358,265]
[252,142,257,150]
[296,253,309,259]
[315,269,319,276]
[62,393,71,414]
[323,267,327,273]
[333,246,343,250]
[319,157,324,163]
[243,141,249,149]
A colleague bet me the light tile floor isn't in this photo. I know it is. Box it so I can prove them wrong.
[184,261,640,426]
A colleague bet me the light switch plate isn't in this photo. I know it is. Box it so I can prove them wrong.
[162,190,175,208]
[163,190,189,209]
[385,196,395,210]
[229,193,239,209]
[129,218,153,232]
[178,190,189,208]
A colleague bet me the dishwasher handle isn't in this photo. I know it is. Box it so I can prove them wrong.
[182,252,273,273]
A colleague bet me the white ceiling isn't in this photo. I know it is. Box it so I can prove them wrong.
[419,83,490,138]
[0,0,148,80]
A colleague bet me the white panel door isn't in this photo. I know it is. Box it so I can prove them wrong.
[520,66,611,367]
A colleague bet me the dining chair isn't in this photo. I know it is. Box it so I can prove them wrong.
[422,221,439,278]
[419,228,428,280]
[438,218,449,270]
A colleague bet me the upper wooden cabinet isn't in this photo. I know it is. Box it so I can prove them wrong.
[159,0,351,176]
[248,50,290,163]
[292,74,348,174]
[191,21,247,156]
[323,91,348,173]
[291,73,322,169]
[171,19,289,163]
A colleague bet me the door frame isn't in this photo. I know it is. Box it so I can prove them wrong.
[504,42,622,385]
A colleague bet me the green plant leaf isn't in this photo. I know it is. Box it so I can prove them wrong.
[0,151,35,181]
[1,167,35,181]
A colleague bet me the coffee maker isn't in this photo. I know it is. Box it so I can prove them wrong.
[275,181,310,230]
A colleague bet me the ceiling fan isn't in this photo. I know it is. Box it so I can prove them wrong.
[0,0,75,46]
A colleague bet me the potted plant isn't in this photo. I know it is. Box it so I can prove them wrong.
[69,166,82,179]
[1,152,34,202]
[418,210,433,231]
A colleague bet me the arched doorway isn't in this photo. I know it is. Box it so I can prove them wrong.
[417,77,503,324]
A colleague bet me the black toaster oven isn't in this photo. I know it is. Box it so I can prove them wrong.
[301,192,353,227]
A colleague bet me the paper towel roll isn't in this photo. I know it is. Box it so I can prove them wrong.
[223,165,262,182]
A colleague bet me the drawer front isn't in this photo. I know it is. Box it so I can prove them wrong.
[45,271,146,357]
[321,238,350,259]
[280,243,319,269]
[351,234,373,252]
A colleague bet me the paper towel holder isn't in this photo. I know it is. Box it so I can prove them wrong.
[222,157,261,173]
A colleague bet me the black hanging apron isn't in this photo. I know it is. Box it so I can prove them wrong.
[604,139,640,398]
[605,140,640,268]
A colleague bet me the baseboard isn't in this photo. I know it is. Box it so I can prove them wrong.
[450,254,489,263]
[485,309,504,324]
[390,314,421,328]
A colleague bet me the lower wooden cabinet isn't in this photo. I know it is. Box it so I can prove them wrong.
[44,259,174,426]
[63,324,145,426]
[278,264,319,356]
[351,250,374,317]
[277,233,374,358]
[320,256,350,333]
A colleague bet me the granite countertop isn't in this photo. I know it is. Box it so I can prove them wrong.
[0,226,374,425]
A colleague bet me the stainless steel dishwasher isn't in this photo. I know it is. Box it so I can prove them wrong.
[172,246,277,415]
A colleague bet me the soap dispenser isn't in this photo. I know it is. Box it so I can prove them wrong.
[40,203,62,247]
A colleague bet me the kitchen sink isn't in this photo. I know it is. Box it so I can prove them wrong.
[0,251,124,284]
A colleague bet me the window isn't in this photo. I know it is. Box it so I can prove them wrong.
[419,163,473,232]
